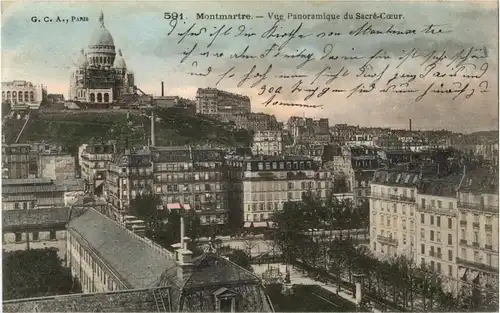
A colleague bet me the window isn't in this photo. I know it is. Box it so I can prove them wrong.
[49,231,56,240]
[437,247,441,258]
[436,216,441,227]
[430,215,434,225]
[474,251,479,262]
[448,250,452,261]
[461,248,466,259]
[421,244,425,254]
[448,218,452,229]
[15,233,22,242]
[220,299,234,312]
[430,230,434,241]
[421,198,426,208]
[461,229,465,240]
[474,231,479,244]
[14,203,19,210]
[32,232,39,241]
[486,254,492,266]
[437,262,441,272]
[448,265,453,277]
[436,231,441,242]
[448,234,452,245]
[487,233,492,245]
[421,213,425,224]
[448,202,453,210]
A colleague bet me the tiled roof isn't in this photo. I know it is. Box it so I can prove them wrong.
[2,180,84,194]
[372,169,421,187]
[2,195,37,202]
[418,175,462,197]
[458,168,499,194]
[2,178,54,186]
[186,253,260,287]
[2,207,70,231]
[67,209,177,289]
[2,287,172,312]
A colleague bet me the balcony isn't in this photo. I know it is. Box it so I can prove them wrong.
[417,205,456,216]
[369,193,416,203]
[429,251,442,259]
[377,235,398,246]
[485,244,493,250]
[472,242,480,248]
[457,201,498,214]
[485,224,493,232]
[456,257,498,275]
[460,220,467,226]
[460,239,467,245]
[473,222,480,229]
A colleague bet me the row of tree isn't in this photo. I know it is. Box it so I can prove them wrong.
[271,193,499,312]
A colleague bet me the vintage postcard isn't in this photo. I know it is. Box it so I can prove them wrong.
[1,0,498,312]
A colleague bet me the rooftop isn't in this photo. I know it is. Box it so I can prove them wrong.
[418,175,463,197]
[67,208,176,289]
[2,207,70,231]
[458,168,499,194]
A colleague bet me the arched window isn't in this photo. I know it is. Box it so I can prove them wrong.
[30,92,34,101]
[90,93,95,102]
[12,91,16,98]
[99,56,103,64]
[2,91,5,99]
[97,93,102,102]
[18,92,23,101]
[6,91,11,99]
[104,93,109,102]
[24,91,29,100]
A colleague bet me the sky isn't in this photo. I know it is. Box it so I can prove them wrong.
[1,0,498,133]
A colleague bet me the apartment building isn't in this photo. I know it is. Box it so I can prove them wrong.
[38,152,76,180]
[104,148,153,219]
[252,130,284,156]
[456,168,498,291]
[370,169,419,259]
[151,146,228,226]
[226,155,332,227]
[79,140,116,194]
[105,146,228,226]
[371,166,499,295]
[416,175,463,292]
[196,88,251,115]
[2,143,31,179]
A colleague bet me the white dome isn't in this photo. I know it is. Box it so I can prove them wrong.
[114,49,127,68]
[89,12,115,47]
[76,49,88,68]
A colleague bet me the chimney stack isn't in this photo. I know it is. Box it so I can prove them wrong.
[409,119,412,132]
[150,110,155,147]
[161,81,164,97]
[175,214,194,281]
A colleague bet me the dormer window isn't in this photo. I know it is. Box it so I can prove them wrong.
[214,287,239,312]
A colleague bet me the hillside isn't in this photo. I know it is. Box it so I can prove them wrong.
[2,108,252,153]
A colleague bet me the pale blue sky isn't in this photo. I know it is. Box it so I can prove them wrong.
[2,1,498,132]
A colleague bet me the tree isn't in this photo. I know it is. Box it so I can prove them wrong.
[225,248,253,272]
[129,194,160,231]
[3,248,82,300]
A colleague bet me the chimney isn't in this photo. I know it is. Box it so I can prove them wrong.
[409,119,412,132]
[161,82,164,97]
[175,215,194,281]
[150,110,156,147]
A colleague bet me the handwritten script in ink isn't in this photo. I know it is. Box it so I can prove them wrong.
[165,18,491,109]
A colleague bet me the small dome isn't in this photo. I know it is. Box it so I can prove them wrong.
[89,12,115,46]
[114,49,127,68]
[77,49,88,68]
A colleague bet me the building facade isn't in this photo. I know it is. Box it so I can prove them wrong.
[226,155,332,227]
[196,88,251,115]
[68,12,135,104]
[1,80,45,109]
[79,141,116,194]
[252,130,284,156]
[2,178,85,210]
[2,207,70,260]
[2,144,31,179]
[38,153,76,180]
[370,166,499,296]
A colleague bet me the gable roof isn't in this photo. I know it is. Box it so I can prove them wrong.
[67,208,176,289]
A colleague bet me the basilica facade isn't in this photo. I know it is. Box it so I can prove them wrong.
[68,12,135,104]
